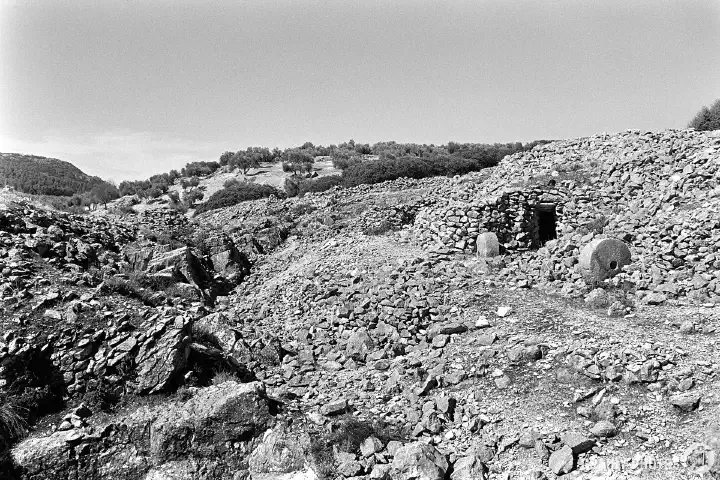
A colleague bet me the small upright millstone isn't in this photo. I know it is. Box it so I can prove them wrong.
[578,238,632,283]
[476,232,499,257]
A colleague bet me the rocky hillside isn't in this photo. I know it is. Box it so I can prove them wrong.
[0,153,107,197]
[2,129,720,479]
[414,128,720,304]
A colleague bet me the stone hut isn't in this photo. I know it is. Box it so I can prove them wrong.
[414,184,570,254]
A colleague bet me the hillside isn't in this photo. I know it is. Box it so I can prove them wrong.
[113,140,548,215]
[0,153,106,197]
[1,129,720,479]
[176,157,340,201]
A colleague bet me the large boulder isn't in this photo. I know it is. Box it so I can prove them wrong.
[123,241,215,293]
[133,316,191,394]
[578,238,631,283]
[204,233,252,280]
[150,381,270,463]
[390,442,448,480]
[345,329,374,362]
[248,426,311,479]
[147,246,212,288]
[123,241,172,271]
[12,381,273,480]
[450,455,488,480]
[192,312,252,366]
[188,229,252,280]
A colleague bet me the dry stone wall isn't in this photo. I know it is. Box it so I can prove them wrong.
[414,186,569,254]
[413,129,720,303]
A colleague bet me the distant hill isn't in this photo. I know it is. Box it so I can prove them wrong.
[0,152,106,196]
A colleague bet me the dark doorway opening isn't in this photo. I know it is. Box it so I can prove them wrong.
[534,203,557,247]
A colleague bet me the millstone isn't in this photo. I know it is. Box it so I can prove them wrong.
[476,232,499,257]
[579,238,631,283]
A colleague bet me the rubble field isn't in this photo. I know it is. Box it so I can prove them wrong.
[2,128,720,479]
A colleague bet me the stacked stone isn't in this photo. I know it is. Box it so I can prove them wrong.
[414,187,568,254]
[356,203,425,235]
[137,207,191,235]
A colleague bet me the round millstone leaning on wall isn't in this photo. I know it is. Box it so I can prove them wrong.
[579,238,632,283]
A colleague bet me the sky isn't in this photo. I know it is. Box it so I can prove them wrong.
[1,0,719,182]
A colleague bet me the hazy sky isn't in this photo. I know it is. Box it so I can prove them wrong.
[1,0,719,181]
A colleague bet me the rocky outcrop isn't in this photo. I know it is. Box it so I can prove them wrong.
[192,312,253,367]
[149,246,214,287]
[122,242,214,293]
[124,241,173,272]
[122,231,251,303]
[12,381,273,480]
[196,230,252,281]
[133,316,191,394]
[2,312,202,405]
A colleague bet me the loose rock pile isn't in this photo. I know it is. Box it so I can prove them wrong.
[3,129,720,479]
[0,201,135,282]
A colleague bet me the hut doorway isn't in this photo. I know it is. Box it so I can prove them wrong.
[534,203,557,247]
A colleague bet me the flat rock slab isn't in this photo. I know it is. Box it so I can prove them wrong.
[134,317,191,394]
[320,398,349,416]
[670,392,702,412]
[549,445,575,475]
